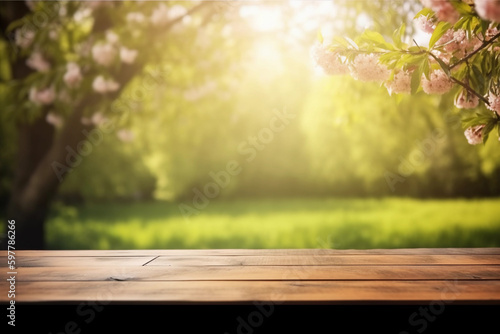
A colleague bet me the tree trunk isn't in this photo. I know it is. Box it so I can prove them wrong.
[7,114,55,249]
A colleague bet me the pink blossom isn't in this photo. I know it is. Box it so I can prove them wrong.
[486,90,500,115]
[46,112,63,128]
[310,43,348,76]
[29,86,55,105]
[168,5,188,21]
[116,129,135,142]
[91,43,117,67]
[92,75,120,94]
[15,29,35,49]
[81,117,92,126]
[151,4,187,26]
[422,69,453,94]
[151,4,170,26]
[415,15,435,34]
[385,70,411,95]
[26,51,50,72]
[106,30,119,45]
[73,8,92,23]
[126,12,145,24]
[437,29,482,58]
[63,62,82,88]
[464,125,485,145]
[486,27,499,40]
[49,29,59,40]
[120,47,138,64]
[437,30,460,53]
[474,0,500,22]
[420,0,460,23]
[454,90,479,109]
[91,112,107,126]
[350,53,390,82]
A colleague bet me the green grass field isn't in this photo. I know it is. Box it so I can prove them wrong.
[46,197,500,249]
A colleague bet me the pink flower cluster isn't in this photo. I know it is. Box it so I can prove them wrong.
[486,90,500,115]
[350,53,390,82]
[311,43,349,76]
[91,30,138,68]
[46,112,64,128]
[464,125,485,145]
[454,90,479,109]
[415,15,435,34]
[475,0,500,22]
[63,62,82,88]
[385,71,411,95]
[26,51,50,72]
[29,86,55,105]
[92,76,120,94]
[420,0,460,23]
[116,129,135,142]
[151,4,187,27]
[422,69,453,95]
[15,29,35,49]
[436,29,481,59]
[92,42,117,67]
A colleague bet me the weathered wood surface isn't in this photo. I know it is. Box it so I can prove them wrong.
[1,249,499,304]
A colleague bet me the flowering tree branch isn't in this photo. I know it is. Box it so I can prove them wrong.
[312,0,500,146]
[450,30,500,69]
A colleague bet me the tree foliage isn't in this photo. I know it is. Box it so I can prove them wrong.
[312,0,500,146]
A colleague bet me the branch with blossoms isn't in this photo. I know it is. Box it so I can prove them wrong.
[312,0,500,146]
[6,1,211,138]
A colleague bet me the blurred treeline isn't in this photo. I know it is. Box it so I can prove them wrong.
[1,0,500,208]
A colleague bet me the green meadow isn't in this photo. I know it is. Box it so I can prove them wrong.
[46,198,500,250]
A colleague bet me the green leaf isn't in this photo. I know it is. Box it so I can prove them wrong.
[332,36,349,48]
[408,46,424,52]
[392,24,405,49]
[462,115,496,129]
[429,21,452,48]
[450,1,472,15]
[471,65,485,93]
[482,120,497,144]
[411,65,423,95]
[317,30,324,44]
[420,58,430,80]
[453,15,471,30]
[433,56,451,77]
[344,36,358,50]
[414,8,434,19]
[357,30,395,51]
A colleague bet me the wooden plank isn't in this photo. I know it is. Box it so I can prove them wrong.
[11,265,500,282]
[6,248,500,257]
[3,254,498,268]
[0,256,156,267]
[147,255,500,266]
[4,280,500,303]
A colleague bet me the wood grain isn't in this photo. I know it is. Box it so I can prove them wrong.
[0,256,156,267]
[11,265,500,282]
[5,248,500,257]
[3,280,499,303]
[146,255,500,266]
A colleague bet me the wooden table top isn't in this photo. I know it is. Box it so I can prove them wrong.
[1,248,500,304]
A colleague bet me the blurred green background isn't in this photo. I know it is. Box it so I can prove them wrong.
[1,1,500,249]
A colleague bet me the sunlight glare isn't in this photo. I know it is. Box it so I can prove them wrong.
[239,5,283,32]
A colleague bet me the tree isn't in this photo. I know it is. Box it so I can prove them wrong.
[0,1,218,249]
[312,0,500,146]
